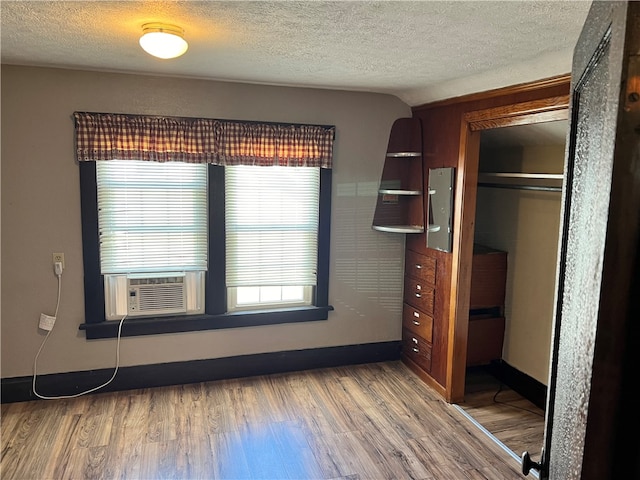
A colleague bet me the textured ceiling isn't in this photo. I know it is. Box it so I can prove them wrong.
[1,1,592,106]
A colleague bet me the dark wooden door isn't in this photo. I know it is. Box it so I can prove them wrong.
[528,2,640,479]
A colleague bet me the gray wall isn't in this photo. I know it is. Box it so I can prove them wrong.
[1,65,411,378]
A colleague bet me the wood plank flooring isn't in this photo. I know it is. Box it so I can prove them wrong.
[456,367,545,464]
[1,361,525,479]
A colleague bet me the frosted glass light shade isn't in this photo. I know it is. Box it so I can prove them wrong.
[139,23,188,59]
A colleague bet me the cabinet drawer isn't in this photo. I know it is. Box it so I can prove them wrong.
[470,247,507,309]
[466,315,505,366]
[402,328,432,372]
[404,277,435,314]
[402,304,433,343]
[405,250,436,285]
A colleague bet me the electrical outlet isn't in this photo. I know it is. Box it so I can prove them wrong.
[52,253,65,269]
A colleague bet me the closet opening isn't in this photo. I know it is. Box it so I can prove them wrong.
[457,119,567,462]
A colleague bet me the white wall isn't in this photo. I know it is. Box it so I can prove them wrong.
[1,65,411,378]
[474,143,564,385]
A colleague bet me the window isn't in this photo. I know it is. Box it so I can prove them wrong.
[96,161,208,320]
[96,160,208,275]
[226,165,319,311]
[75,112,334,338]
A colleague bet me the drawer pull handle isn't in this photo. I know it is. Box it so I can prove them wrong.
[416,284,422,290]
[413,311,419,318]
[415,293,421,298]
[412,347,419,353]
[413,320,420,326]
[415,264,422,269]
[412,337,418,344]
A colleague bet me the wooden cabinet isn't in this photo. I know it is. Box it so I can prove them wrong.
[470,244,507,309]
[402,329,432,372]
[379,117,506,386]
[372,118,424,233]
[467,314,506,366]
[407,75,570,403]
[405,249,436,284]
[404,276,435,315]
[467,245,507,366]
[401,248,435,373]
[402,304,433,343]
[402,244,507,375]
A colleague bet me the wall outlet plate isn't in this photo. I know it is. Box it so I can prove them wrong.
[52,253,65,269]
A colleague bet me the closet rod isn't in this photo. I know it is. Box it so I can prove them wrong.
[479,172,564,180]
[478,183,562,192]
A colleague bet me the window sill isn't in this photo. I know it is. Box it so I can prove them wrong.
[79,305,334,339]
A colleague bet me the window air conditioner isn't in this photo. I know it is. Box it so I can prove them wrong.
[104,272,205,320]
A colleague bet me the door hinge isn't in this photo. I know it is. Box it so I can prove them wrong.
[522,449,548,478]
[624,54,640,112]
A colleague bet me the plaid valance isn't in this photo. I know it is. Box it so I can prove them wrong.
[74,112,335,168]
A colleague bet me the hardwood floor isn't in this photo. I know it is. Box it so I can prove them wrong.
[1,361,525,479]
[456,367,545,465]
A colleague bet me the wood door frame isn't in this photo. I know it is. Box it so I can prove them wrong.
[447,94,570,402]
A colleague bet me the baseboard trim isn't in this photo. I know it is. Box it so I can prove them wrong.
[1,341,401,404]
[486,359,548,410]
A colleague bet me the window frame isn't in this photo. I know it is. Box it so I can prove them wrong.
[79,162,333,339]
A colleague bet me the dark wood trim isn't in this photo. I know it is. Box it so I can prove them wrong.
[80,305,334,339]
[412,74,571,112]
[206,164,227,314]
[446,122,481,404]
[79,161,104,323]
[486,360,548,410]
[449,94,571,405]
[464,95,570,131]
[79,160,333,332]
[316,168,332,306]
[1,341,401,404]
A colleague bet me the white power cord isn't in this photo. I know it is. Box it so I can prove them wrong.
[32,269,127,400]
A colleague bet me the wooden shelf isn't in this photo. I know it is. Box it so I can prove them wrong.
[386,152,421,158]
[372,225,425,234]
[378,189,422,196]
[372,118,424,234]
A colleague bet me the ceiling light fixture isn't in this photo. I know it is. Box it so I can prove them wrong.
[139,23,188,59]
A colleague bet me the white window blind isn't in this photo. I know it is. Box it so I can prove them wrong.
[96,160,208,274]
[225,166,319,288]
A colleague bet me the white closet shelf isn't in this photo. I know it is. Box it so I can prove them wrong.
[479,172,564,179]
[478,172,564,192]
